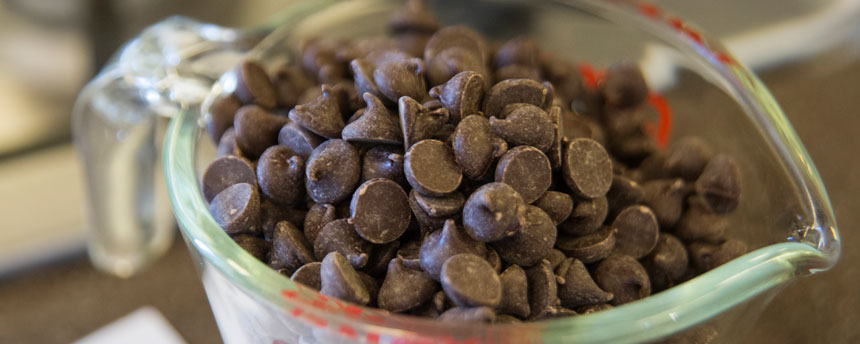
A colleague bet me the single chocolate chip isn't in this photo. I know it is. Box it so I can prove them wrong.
[405,139,462,196]
[482,79,547,118]
[441,253,502,308]
[558,196,608,236]
[408,189,448,235]
[642,233,688,291]
[532,191,574,226]
[271,64,313,109]
[497,265,530,318]
[556,226,617,264]
[234,59,277,109]
[269,221,316,271]
[556,258,613,309]
[610,131,658,167]
[361,145,407,187]
[260,199,305,240]
[429,71,485,124]
[419,220,487,280]
[314,218,371,268]
[695,154,741,214]
[350,178,411,244]
[277,121,324,161]
[216,127,242,158]
[208,183,261,235]
[320,252,371,305]
[426,46,489,88]
[675,197,728,242]
[363,47,412,67]
[305,139,360,204]
[424,25,487,68]
[494,36,540,69]
[664,137,713,181]
[350,58,384,102]
[291,262,322,291]
[546,106,564,170]
[374,58,427,103]
[601,61,647,109]
[288,85,345,139]
[388,0,440,34]
[358,271,382,307]
[495,146,552,204]
[642,179,689,228]
[563,138,613,199]
[490,104,555,153]
[234,105,288,159]
[431,290,456,314]
[207,94,241,143]
[606,175,645,218]
[300,39,346,83]
[438,307,495,323]
[399,96,450,150]
[233,234,269,262]
[202,155,257,202]
[452,115,508,180]
[303,203,337,244]
[342,93,403,145]
[257,146,305,206]
[462,182,526,242]
[413,191,465,218]
[493,65,541,83]
[612,205,660,259]
[547,249,567,270]
[576,303,614,314]
[491,205,556,266]
[594,254,651,306]
[689,239,748,272]
[494,314,523,324]
[363,241,400,278]
[525,260,560,319]
[378,258,439,312]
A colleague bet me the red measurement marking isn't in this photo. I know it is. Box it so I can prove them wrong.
[289,308,303,317]
[714,52,736,65]
[637,2,661,18]
[304,313,328,328]
[282,290,298,299]
[366,333,381,344]
[338,324,357,339]
[647,93,672,149]
[667,17,684,31]
[577,63,604,91]
[683,28,703,45]
[273,340,289,344]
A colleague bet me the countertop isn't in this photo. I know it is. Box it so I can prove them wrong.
[0,57,857,343]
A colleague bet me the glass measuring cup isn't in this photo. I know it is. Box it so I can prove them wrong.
[74,0,841,342]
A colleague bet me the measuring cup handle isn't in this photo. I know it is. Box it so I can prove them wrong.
[72,17,249,277]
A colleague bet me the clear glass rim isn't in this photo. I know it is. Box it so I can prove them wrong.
[163,0,840,342]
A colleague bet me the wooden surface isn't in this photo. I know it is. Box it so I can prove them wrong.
[0,58,857,343]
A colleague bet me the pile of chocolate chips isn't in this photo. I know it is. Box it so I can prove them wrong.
[203,0,748,323]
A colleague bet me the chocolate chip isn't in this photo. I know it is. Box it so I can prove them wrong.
[314,218,371,268]
[452,114,508,180]
[441,253,502,308]
[361,145,407,187]
[320,252,371,305]
[202,155,257,202]
[291,262,322,291]
[300,39,346,83]
[207,94,241,143]
[695,154,741,214]
[216,127,242,158]
[349,178,411,244]
[269,221,316,271]
[531,306,579,320]
[497,265,530,318]
[413,191,465,218]
[333,77,366,116]
[289,85,346,139]
[232,234,269,262]
[494,314,522,324]
[594,254,651,306]
[689,239,748,272]
[404,139,462,196]
[277,121,323,161]
[495,146,552,203]
[438,307,495,323]
[342,93,403,145]
[490,103,555,152]
[558,196,608,236]
[556,226,617,264]
[642,178,689,228]
[388,0,440,34]
[429,71,485,124]
[664,137,713,181]
[234,59,277,108]
[399,96,450,150]
[363,241,400,278]
[398,237,423,261]
[303,203,337,244]
[611,205,659,259]
[576,303,613,314]
[601,61,647,109]
[462,182,526,242]
[556,258,613,309]
[491,205,556,266]
[208,183,260,235]
[494,36,540,69]
[636,152,667,181]
[419,220,487,280]
[358,271,381,307]
[675,198,728,242]
[426,46,489,88]
[532,191,573,226]
[260,199,305,240]
[378,258,439,312]
[374,58,427,103]
[305,139,360,204]
[546,106,564,169]
[234,105,288,158]
[525,260,560,319]
[256,146,305,206]
[271,64,313,109]
[408,189,447,235]
[485,247,502,273]
[642,233,688,291]
[606,175,645,218]
[547,249,567,270]
[562,138,613,199]
[483,79,547,118]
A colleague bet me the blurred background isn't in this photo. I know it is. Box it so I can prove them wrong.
[0,0,857,343]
